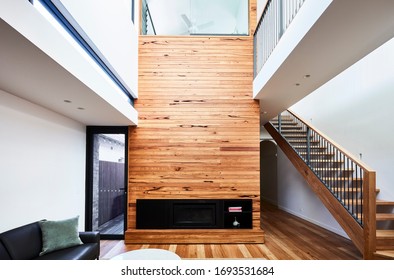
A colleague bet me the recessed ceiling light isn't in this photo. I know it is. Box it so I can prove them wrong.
[295,83,300,86]
[77,107,85,110]
[64,100,72,103]
[304,74,311,78]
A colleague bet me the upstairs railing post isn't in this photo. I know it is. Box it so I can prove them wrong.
[279,0,284,38]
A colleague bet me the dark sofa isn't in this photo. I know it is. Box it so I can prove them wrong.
[0,221,100,260]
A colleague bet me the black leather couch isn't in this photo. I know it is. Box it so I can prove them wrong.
[0,221,100,260]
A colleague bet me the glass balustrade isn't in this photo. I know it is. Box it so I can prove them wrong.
[142,0,249,36]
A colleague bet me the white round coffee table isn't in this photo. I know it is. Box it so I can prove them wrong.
[111,249,181,260]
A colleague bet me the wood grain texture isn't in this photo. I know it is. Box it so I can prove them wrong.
[102,202,362,260]
[363,170,377,259]
[125,229,264,244]
[126,1,261,243]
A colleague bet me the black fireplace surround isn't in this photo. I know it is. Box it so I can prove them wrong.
[136,199,252,229]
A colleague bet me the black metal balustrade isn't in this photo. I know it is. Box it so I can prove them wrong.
[254,0,306,77]
[271,110,367,225]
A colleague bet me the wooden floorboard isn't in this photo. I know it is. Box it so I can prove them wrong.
[99,202,362,260]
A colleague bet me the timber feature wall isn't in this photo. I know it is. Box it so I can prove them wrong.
[125,35,263,244]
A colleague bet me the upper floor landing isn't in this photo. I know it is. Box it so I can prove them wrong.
[254,0,394,124]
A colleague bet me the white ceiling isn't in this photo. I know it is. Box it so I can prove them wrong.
[0,18,135,126]
[256,0,394,124]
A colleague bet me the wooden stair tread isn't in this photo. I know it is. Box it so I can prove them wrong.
[277,125,302,128]
[377,200,394,206]
[377,230,394,238]
[281,131,307,134]
[310,159,341,162]
[271,123,297,127]
[283,134,311,138]
[374,250,394,259]
[288,140,319,143]
[271,117,292,120]
[299,152,334,156]
[341,199,362,204]
[330,187,379,194]
[322,177,362,181]
[315,168,354,171]
[293,146,326,149]
[376,213,394,220]
[331,187,362,192]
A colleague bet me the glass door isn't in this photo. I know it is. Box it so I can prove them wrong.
[85,126,128,239]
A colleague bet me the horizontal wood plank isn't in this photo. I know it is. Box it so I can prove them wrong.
[125,229,264,244]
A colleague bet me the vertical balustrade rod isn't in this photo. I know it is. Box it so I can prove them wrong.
[360,169,364,225]
[350,160,354,213]
[342,153,345,203]
[279,0,284,37]
[338,152,341,202]
[278,113,282,133]
[306,127,310,166]
[355,164,358,219]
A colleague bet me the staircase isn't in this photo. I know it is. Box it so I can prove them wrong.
[375,199,394,259]
[265,110,394,259]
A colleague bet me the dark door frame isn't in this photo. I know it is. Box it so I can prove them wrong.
[85,126,129,240]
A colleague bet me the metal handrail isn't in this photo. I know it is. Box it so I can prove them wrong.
[271,110,376,226]
[254,0,306,77]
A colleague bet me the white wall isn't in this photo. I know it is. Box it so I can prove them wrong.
[291,37,394,201]
[0,90,86,233]
[276,149,347,237]
[53,0,139,97]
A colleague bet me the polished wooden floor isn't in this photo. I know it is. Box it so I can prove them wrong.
[100,202,362,260]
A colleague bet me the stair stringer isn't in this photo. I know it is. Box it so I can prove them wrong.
[265,122,365,254]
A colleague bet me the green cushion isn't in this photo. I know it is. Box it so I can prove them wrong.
[38,216,83,256]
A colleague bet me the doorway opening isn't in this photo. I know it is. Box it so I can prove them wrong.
[85,126,128,239]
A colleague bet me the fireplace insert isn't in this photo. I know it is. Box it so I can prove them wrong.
[171,201,221,228]
[136,199,251,229]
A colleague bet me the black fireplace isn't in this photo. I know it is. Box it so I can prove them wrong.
[171,201,220,228]
[136,199,252,229]
[136,199,223,229]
